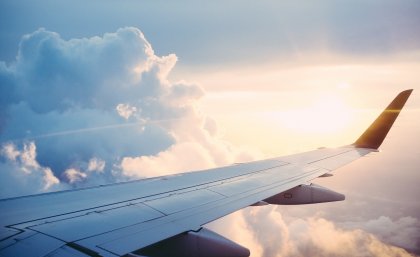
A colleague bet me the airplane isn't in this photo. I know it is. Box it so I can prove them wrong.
[0,89,413,257]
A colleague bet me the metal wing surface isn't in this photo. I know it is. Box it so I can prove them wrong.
[0,90,412,257]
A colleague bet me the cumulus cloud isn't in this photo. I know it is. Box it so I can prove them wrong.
[63,168,87,184]
[208,207,417,257]
[87,157,105,173]
[0,142,63,196]
[290,217,414,257]
[116,103,137,119]
[121,142,216,178]
[341,216,420,253]
[206,210,264,257]
[0,27,258,198]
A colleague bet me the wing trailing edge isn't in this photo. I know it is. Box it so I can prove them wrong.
[353,89,413,149]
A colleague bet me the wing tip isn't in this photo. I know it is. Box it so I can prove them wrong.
[353,89,413,149]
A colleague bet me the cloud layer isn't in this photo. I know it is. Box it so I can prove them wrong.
[208,207,418,257]
[0,27,417,256]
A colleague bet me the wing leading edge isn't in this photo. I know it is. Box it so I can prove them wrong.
[0,90,413,257]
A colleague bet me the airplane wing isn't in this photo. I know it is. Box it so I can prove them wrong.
[0,89,413,257]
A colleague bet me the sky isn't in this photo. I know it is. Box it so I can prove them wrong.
[1,1,420,256]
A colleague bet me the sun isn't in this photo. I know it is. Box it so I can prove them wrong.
[276,92,354,134]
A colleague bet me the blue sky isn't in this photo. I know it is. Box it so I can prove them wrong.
[1,0,420,66]
[1,1,420,256]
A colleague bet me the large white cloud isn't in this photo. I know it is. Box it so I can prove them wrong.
[0,27,257,198]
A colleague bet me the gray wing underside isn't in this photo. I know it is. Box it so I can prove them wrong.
[0,89,412,257]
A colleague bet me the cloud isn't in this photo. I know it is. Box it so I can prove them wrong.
[208,207,418,257]
[341,216,420,253]
[87,157,105,173]
[116,103,137,119]
[63,168,87,184]
[0,27,258,198]
[206,210,264,257]
[0,142,63,196]
[121,142,216,178]
[288,216,414,257]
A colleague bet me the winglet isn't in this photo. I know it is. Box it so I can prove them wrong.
[353,89,413,149]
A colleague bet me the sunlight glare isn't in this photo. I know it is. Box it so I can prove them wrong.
[275,92,354,134]
[337,82,351,89]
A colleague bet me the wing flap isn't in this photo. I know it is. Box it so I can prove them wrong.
[29,203,163,242]
[0,233,65,257]
[144,189,225,215]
